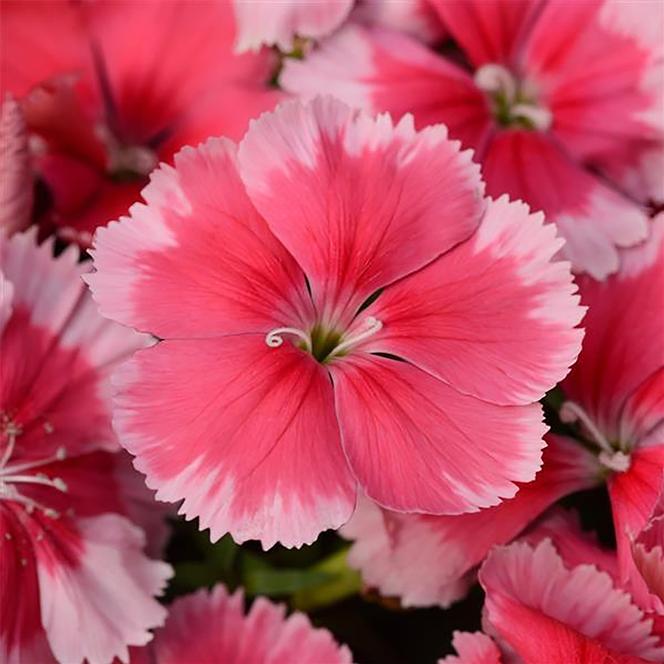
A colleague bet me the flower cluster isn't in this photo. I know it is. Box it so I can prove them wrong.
[1,0,662,662]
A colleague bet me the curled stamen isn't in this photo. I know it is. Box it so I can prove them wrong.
[511,103,552,131]
[474,63,517,99]
[1,474,68,492]
[331,317,383,357]
[265,327,312,352]
[560,401,614,455]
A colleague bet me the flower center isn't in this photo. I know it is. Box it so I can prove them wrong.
[559,401,631,473]
[265,316,383,363]
[474,63,552,131]
[96,124,158,182]
[0,412,68,517]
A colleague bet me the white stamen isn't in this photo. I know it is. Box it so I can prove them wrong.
[331,317,383,357]
[474,63,517,100]
[598,450,631,473]
[265,327,312,352]
[0,447,67,476]
[1,474,68,492]
[560,401,614,455]
[511,103,552,131]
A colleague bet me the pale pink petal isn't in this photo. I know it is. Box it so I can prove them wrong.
[358,195,583,406]
[281,25,491,151]
[342,435,598,607]
[523,508,620,580]
[563,213,664,437]
[0,96,33,234]
[354,0,446,44]
[329,354,545,515]
[480,539,664,662]
[482,131,649,279]
[439,631,501,664]
[633,490,664,605]
[429,0,538,67]
[149,584,352,663]
[34,514,171,664]
[113,337,356,549]
[523,0,664,160]
[233,0,353,53]
[238,96,484,325]
[87,138,314,339]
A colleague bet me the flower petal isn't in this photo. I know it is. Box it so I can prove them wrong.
[633,490,664,605]
[149,585,352,663]
[233,0,353,53]
[238,96,484,325]
[359,195,583,406]
[439,631,501,664]
[563,213,664,437]
[280,25,490,152]
[342,435,598,607]
[330,354,545,515]
[430,0,538,67]
[480,539,664,662]
[87,137,314,339]
[0,96,33,235]
[482,131,649,279]
[113,336,356,549]
[34,513,171,664]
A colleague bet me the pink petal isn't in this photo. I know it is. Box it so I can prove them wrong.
[439,631,501,664]
[147,584,352,663]
[281,25,491,152]
[482,130,649,279]
[633,489,664,605]
[523,0,664,160]
[563,213,664,438]
[523,508,620,581]
[430,0,538,67]
[342,435,598,607]
[330,353,546,515]
[87,138,314,339]
[480,539,664,662]
[0,96,33,234]
[353,0,446,44]
[358,195,583,406]
[609,446,664,584]
[113,336,356,549]
[233,0,353,53]
[0,506,54,664]
[238,96,484,325]
[1,230,144,459]
[86,0,283,150]
[33,514,171,664]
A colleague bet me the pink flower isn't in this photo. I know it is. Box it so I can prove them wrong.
[0,0,282,246]
[0,96,33,235]
[233,0,354,53]
[0,230,172,663]
[439,632,501,664]
[340,436,599,608]
[476,538,664,662]
[86,96,583,549]
[282,0,664,279]
[232,0,444,54]
[127,584,352,664]
[553,212,664,608]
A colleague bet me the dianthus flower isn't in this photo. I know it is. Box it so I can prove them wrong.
[87,96,583,549]
[0,0,282,246]
[127,584,352,664]
[282,0,664,278]
[0,230,171,664]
